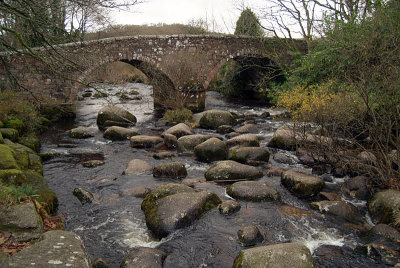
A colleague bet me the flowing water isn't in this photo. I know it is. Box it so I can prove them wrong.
[41,83,384,267]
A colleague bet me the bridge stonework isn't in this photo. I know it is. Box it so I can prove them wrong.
[0,35,305,103]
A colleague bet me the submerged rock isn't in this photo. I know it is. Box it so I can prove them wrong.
[281,170,325,197]
[226,134,260,148]
[199,110,235,129]
[120,247,167,268]
[3,230,90,268]
[218,200,241,215]
[68,126,95,139]
[205,160,263,182]
[73,187,95,204]
[164,123,193,139]
[130,135,163,148]
[141,183,221,239]
[103,126,138,141]
[233,242,314,268]
[97,106,137,130]
[237,225,264,246]
[124,159,152,175]
[194,137,228,162]
[153,162,187,179]
[227,181,280,202]
[368,189,400,227]
[82,160,104,168]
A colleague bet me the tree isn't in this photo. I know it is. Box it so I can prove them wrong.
[234,8,264,37]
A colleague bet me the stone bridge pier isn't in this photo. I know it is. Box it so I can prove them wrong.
[0,35,306,112]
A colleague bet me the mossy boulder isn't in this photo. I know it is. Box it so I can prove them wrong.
[227,181,280,202]
[163,123,193,139]
[199,110,235,129]
[153,162,187,179]
[0,132,3,144]
[19,135,40,153]
[4,118,25,133]
[267,125,297,151]
[0,144,19,169]
[233,242,314,268]
[205,160,263,182]
[194,138,228,162]
[281,170,325,197]
[231,147,270,164]
[97,106,137,130]
[141,183,221,239]
[368,189,400,228]
[0,169,26,185]
[177,134,213,153]
[0,128,19,142]
[103,126,138,141]
[226,134,260,148]
[39,103,76,122]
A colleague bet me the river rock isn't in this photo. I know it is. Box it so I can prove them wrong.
[227,181,280,202]
[181,177,206,187]
[368,224,400,242]
[205,160,263,182]
[163,133,178,149]
[237,225,264,246]
[226,134,260,148]
[194,138,228,162]
[0,202,42,242]
[218,200,241,215]
[266,168,287,177]
[2,230,90,268]
[233,242,314,268]
[73,187,95,204]
[341,176,370,200]
[123,187,151,198]
[153,151,175,159]
[153,162,187,179]
[281,170,325,197]
[310,200,364,224]
[91,258,110,268]
[124,159,152,175]
[103,126,138,141]
[235,123,258,134]
[141,183,221,238]
[163,123,193,139]
[177,134,213,153]
[368,189,400,227]
[217,125,234,134]
[231,147,270,164]
[267,125,296,151]
[97,106,137,130]
[199,109,235,129]
[319,192,342,201]
[19,135,40,153]
[120,247,167,268]
[82,160,104,168]
[130,135,163,148]
[0,128,19,142]
[68,126,95,139]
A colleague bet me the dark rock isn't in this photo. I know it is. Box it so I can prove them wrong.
[120,247,167,268]
[163,123,193,139]
[153,151,176,159]
[199,110,235,129]
[226,134,260,148]
[68,126,95,139]
[310,200,364,224]
[103,126,138,141]
[73,187,95,204]
[231,147,270,164]
[39,103,76,122]
[278,205,313,219]
[281,170,325,197]
[130,135,163,148]
[217,125,234,134]
[226,132,240,139]
[82,160,104,168]
[153,162,187,179]
[233,242,314,268]
[205,160,263,182]
[124,159,152,175]
[194,137,228,162]
[273,153,296,165]
[218,200,241,215]
[91,258,109,268]
[237,225,264,246]
[163,134,178,149]
[97,106,136,130]
[341,176,370,201]
[266,168,287,177]
[319,192,342,201]
[312,164,332,175]
[3,230,90,267]
[227,181,280,202]
[58,143,78,148]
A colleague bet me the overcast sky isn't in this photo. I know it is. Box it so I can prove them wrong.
[111,0,258,34]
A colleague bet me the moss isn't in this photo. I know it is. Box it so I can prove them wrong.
[5,118,25,133]
[8,145,29,170]
[0,128,19,142]
[0,169,26,185]
[203,193,222,211]
[19,135,40,153]
[0,144,19,170]
[233,251,244,268]
[0,121,3,128]
[28,153,43,174]
[0,132,3,144]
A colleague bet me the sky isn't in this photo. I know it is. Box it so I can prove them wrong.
[111,0,252,34]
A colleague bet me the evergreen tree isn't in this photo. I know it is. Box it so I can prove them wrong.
[234,8,263,37]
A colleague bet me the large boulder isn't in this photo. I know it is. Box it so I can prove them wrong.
[233,242,314,268]
[231,147,270,164]
[310,200,364,224]
[97,106,137,130]
[3,230,90,268]
[267,125,297,151]
[68,126,95,139]
[153,162,187,179]
[205,160,263,182]
[130,135,163,148]
[163,123,193,139]
[124,159,152,175]
[341,176,371,201]
[103,126,138,141]
[141,183,221,239]
[194,138,228,162]
[120,247,167,268]
[0,202,42,242]
[227,181,280,202]
[226,134,260,148]
[281,170,325,197]
[368,189,400,227]
[199,110,235,129]
[177,134,213,153]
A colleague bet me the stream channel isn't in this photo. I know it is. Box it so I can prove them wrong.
[40,82,384,267]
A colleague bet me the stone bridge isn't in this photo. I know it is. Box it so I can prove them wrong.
[0,34,305,110]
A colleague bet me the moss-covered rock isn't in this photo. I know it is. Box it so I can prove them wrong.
[205,160,263,182]
[153,162,187,179]
[8,144,31,170]
[199,110,235,129]
[40,103,76,122]
[194,137,228,163]
[226,134,260,148]
[368,189,400,228]
[19,135,40,153]
[163,123,193,139]
[97,106,137,130]
[130,135,163,148]
[177,134,214,153]
[0,132,4,144]
[0,128,19,142]
[227,181,280,202]
[281,170,325,197]
[231,147,270,164]
[0,169,26,185]
[4,118,25,133]
[0,144,19,169]
[103,126,138,141]
[68,126,95,139]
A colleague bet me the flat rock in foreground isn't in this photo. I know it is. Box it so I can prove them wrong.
[205,160,263,182]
